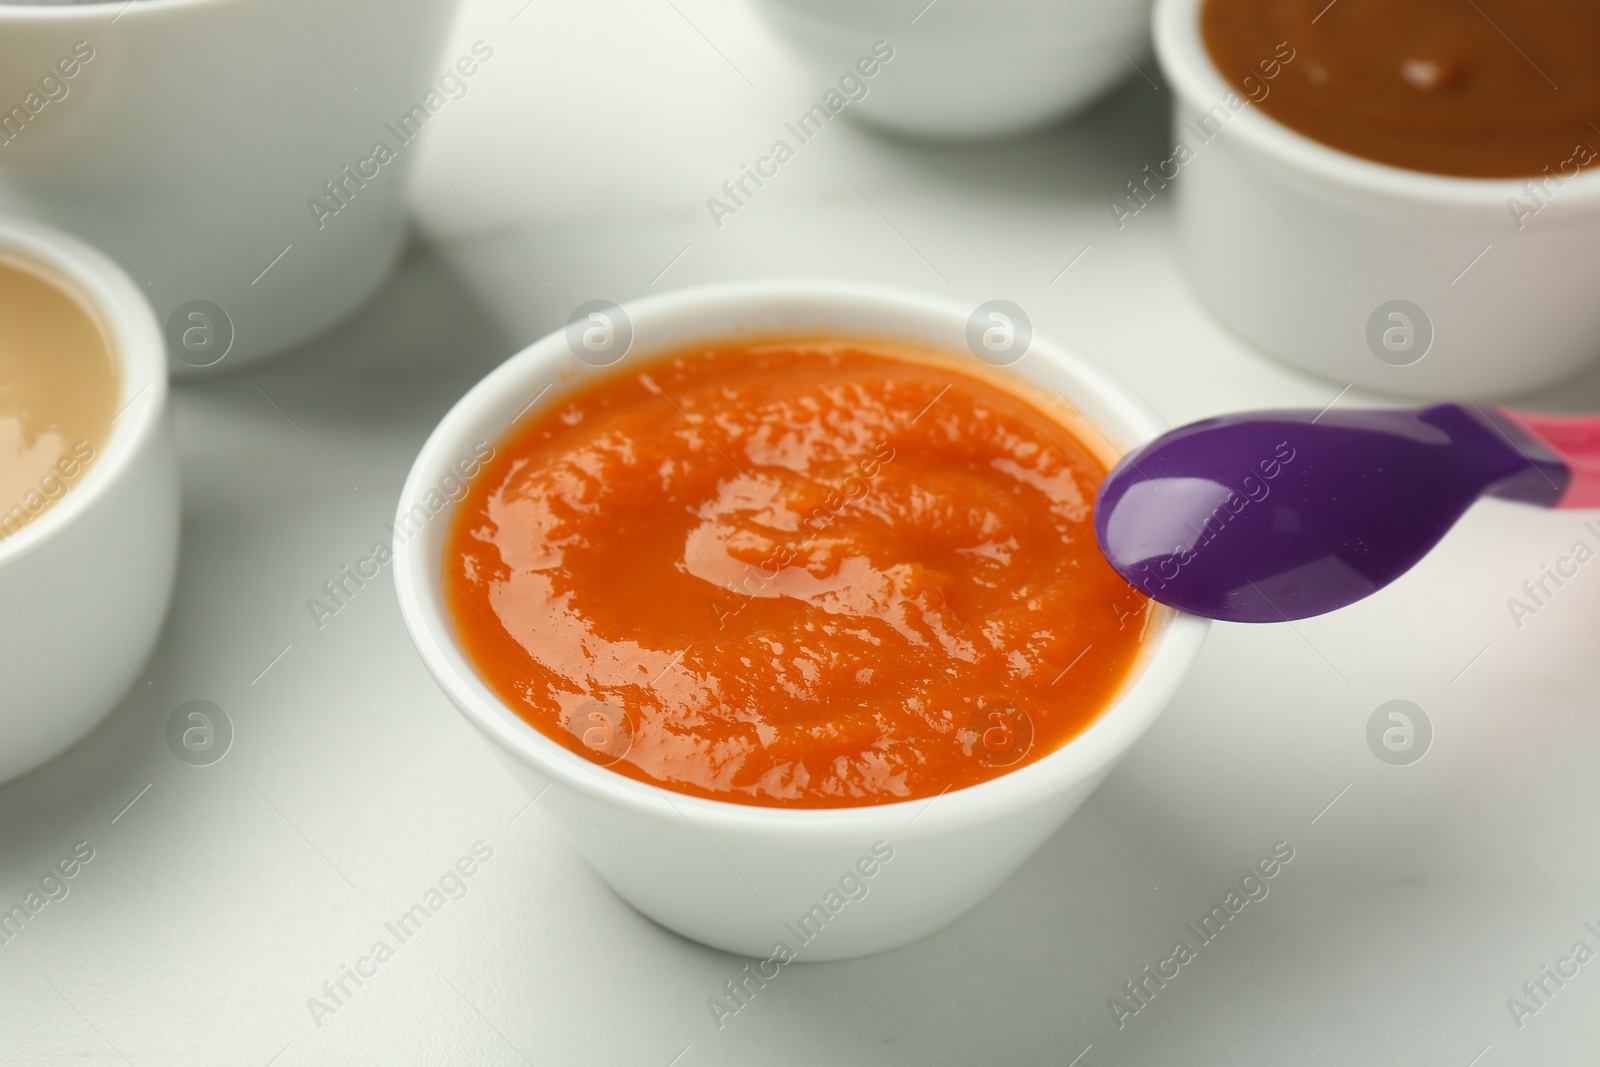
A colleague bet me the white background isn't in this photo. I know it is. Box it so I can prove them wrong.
[4,0,1600,1064]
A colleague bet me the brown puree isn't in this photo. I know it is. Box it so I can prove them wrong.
[1202,0,1600,178]
[0,256,117,539]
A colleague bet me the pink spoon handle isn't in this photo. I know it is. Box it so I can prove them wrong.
[1500,409,1600,509]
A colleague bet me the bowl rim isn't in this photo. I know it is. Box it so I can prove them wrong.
[1152,0,1600,205]
[753,0,1154,40]
[0,0,228,21]
[391,278,1209,834]
[0,216,167,568]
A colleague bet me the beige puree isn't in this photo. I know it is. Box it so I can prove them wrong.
[0,255,118,540]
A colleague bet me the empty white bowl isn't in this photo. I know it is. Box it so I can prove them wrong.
[751,0,1155,139]
[0,0,463,374]
[393,279,1208,960]
[0,217,179,784]
[1154,0,1600,398]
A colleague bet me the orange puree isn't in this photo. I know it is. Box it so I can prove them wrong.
[442,338,1151,808]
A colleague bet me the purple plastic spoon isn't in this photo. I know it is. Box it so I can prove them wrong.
[1094,403,1600,623]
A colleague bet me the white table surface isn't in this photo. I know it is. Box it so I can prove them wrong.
[6,1,1600,1064]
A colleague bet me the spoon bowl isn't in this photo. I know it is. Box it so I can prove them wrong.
[1094,403,1592,622]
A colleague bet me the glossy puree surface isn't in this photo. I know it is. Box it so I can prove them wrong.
[0,256,117,540]
[1203,0,1600,178]
[443,339,1151,808]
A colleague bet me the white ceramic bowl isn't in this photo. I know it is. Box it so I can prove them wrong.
[0,0,461,375]
[393,280,1208,960]
[0,218,179,784]
[751,0,1154,139]
[1154,0,1600,398]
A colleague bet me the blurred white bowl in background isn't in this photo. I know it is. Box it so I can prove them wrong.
[751,0,1155,139]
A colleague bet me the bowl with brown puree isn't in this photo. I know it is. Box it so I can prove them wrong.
[1154,0,1600,397]
[394,280,1209,959]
